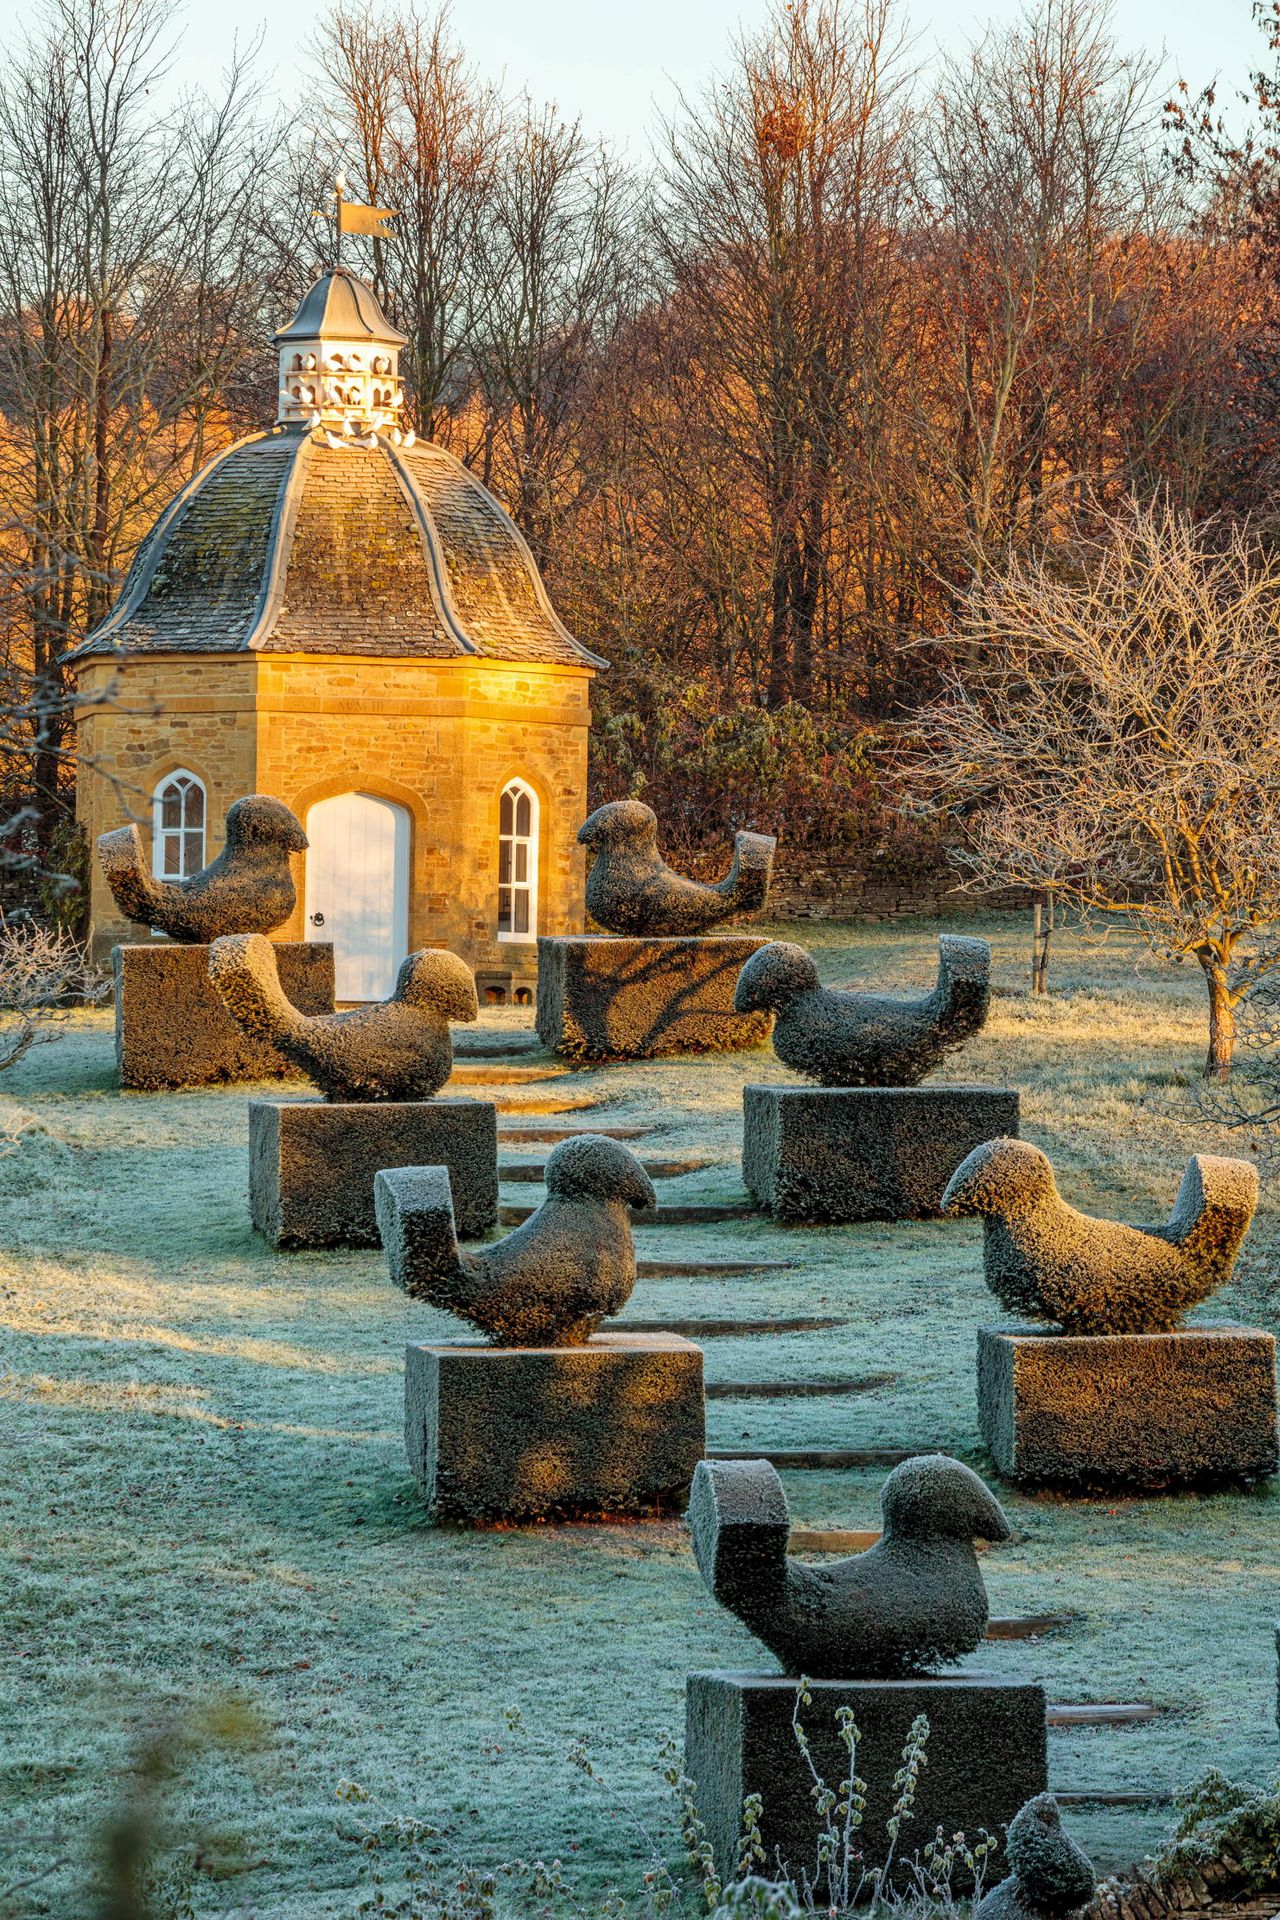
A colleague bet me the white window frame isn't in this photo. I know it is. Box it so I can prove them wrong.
[152,769,207,881]
[497,779,539,943]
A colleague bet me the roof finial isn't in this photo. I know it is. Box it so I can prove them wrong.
[334,171,347,269]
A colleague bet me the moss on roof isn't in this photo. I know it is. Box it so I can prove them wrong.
[75,427,602,670]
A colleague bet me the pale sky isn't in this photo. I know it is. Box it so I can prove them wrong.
[162,0,1268,155]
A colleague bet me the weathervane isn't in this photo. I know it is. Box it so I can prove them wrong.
[277,191,412,450]
[313,171,398,269]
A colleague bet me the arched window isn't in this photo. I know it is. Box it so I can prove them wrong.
[498,780,538,941]
[152,770,206,880]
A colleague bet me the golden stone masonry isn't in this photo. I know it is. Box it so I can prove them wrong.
[71,266,601,1000]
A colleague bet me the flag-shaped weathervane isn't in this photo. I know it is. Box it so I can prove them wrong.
[314,172,398,264]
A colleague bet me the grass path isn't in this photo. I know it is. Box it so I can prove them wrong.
[2,913,1279,1916]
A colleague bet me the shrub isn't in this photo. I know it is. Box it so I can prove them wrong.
[589,674,950,894]
[0,912,108,1073]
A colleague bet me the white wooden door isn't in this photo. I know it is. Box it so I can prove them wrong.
[304,793,410,1002]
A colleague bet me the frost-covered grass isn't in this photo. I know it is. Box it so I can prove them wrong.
[2,912,1279,1916]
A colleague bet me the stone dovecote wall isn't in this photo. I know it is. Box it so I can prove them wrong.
[76,653,591,979]
[77,655,260,956]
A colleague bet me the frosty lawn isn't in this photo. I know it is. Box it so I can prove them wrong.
[2,913,1278,1917]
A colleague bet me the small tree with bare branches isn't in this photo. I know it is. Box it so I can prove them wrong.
[0,912,108,1073]
[902,498,1280,1077]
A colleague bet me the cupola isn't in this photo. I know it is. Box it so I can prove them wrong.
[72,261,605,672]
[272,266,411,441]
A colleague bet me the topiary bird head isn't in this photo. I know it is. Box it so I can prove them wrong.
[733,940,819,1015]
[941,1137,1058,1221]
[544,1134,657,1211]
[395,949,479,1022]
[224,795,308,854]
[880,1453,1012,1544]
[577,799,658,852]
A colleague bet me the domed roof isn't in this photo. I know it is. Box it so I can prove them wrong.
[74,425,605,668]
[272,265,408,347]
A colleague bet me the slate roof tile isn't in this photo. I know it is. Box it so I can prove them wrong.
[75,427,603,671]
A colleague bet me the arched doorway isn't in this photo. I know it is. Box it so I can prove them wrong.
[304,792,410,1002]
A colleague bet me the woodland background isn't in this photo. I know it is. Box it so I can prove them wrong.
[4,0,1280,909]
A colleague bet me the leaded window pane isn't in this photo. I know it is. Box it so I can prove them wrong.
[497,783,536,939]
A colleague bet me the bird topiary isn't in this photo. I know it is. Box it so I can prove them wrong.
[579,799,776,936]
[734,934,992,1087]
[942,1137,1258,1333]
[208,932,477,1101]
[976,1795,1095,1920]
[376,1134,657,1345]
[689,1452,1012,1678]
[98,795,307,942]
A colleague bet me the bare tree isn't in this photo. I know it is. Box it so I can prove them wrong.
[314,1,501,437]
[0,910,108,1074]
[470,101,645,566]
[0,0,284,871]
[901,497,1280,1077]
[654,0,917,711]
[917,0,1192,569]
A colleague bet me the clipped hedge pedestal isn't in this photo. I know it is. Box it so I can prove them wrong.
[977,1323,1278,1488]
[536,935,772,1060]
[405,1332,705,1523]
[685,1672,1047,1889]
[742,1084,1020,1222]
[113,941,334,1090]
[249,1096,498,1249]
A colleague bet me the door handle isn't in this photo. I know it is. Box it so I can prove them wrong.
[310,911,325,926]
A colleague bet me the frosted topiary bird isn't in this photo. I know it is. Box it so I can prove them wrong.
[579,799,776,935]
[941,1137,1258,1334]
[97,795,308,943]
[208,932,477,1101]
[375,1134,658,1345]
[975,1795,1095,1920]
[689,1453,1012,1678]
[734,934,991,1087]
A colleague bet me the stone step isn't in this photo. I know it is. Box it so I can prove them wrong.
[986,1611,1078,1640]
[637,1259,794,1274]
[706,1445,928,1468]
[789,1528,881,1553]
[636,1259,794,1278]
[449,1064,573,1086]
[500,1200,755,1226]
[1055,1790,1174,1806]
[624,1316,848,1339]
[494,1095,608,1116]
[497,1125,654,1143]
[1046,1703,1158,1726]
[453,1032,543,1060]
[499,1155,716,1183]
[706,1374,898,1400]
